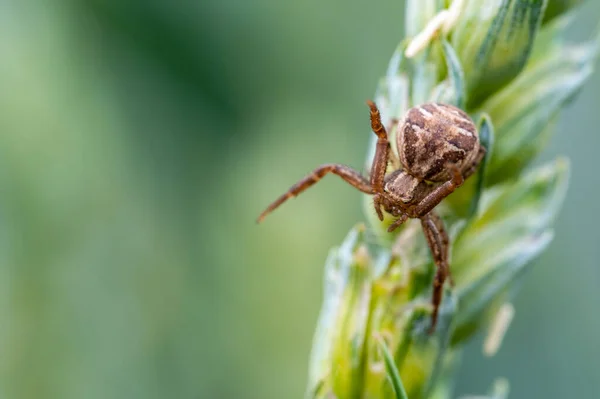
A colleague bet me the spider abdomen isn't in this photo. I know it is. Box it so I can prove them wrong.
[398,103,479,182]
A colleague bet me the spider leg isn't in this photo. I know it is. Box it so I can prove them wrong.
[421,212,450,334]
[387,213,408,232]
[367,100,389,192]
[428,210,454,286]
[257,164,373,223]
[366,100,391,219]
[373,194,385,221]
[412,164,464,218]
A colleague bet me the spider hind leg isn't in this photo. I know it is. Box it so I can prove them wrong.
[420,211,451,334]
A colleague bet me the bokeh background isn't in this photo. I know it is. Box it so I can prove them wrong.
[1,1,599,398]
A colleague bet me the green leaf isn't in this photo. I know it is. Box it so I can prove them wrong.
[468,114,494,219]
[452,0,548,108]
[531,10,576,61]
[543,0,583,23]
[393,306,430,370]
[405,0,441,38]
[307,225,373,398]
[378,337,409,399]
[412,45,444,106]
[451,158,569,342]
[422,291,458,398]
[454,229,553,342]
[483,40,596,184]
[434,39,466,108]
[386,39,411,84]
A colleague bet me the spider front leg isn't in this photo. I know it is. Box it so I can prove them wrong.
[257,101,391,223]
[366,100,392,221]
[421,211,451,334]
[413,164,464,217]
[387,213,408,232]
[256,164,373,223]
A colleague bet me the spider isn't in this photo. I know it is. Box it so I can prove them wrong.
[257,101,485,333]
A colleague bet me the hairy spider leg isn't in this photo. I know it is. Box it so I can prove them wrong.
[256,164,373,223]
[366,100,391,221]
[387,213,409,232]
[412,165,464,217]
[421,211,450,334]
[428,211,454,287]
[257,101,392,223]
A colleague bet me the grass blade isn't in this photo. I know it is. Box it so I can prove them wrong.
[441,39,466,109]
[378,337,409,399]
[468,114,494,219]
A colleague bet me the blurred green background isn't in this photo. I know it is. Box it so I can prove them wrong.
[1,1,599,398]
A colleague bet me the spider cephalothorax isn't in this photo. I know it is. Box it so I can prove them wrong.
[257,101,485,332]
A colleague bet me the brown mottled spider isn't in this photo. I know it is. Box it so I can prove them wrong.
[257,101,485,333]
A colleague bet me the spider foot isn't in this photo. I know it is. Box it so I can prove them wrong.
[428,306,440,335]
[387,214,408,232]
[373,195,384,221]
